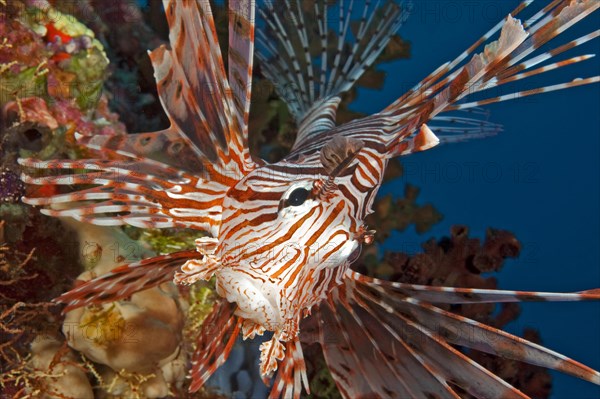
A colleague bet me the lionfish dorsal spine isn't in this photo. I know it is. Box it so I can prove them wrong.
[382,0,600,147]
[152,0,256,176]
[19,0,262,234]
[228,0,255,149]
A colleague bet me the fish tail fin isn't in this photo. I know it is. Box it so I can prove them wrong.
[189,300,242,392]
[257,0,408,138]
[308,270,600,397]
[385,0,600,136]
[53,250,200,313]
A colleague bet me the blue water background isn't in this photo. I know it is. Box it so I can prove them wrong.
[352,1,600,398]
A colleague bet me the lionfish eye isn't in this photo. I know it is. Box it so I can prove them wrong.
[287,187,309,207]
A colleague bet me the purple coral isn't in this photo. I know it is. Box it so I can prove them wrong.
[0,169,25,203]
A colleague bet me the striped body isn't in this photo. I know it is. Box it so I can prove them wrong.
[217,163,361,333]
[18,1,600,398]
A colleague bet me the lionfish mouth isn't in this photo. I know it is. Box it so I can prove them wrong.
[215,268,282,330]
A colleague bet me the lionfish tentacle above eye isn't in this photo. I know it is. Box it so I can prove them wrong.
[308,270,599,398]
[257,0,409,144]
[320,136,365,178]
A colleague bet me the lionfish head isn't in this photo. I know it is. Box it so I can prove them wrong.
[213,136,370,332]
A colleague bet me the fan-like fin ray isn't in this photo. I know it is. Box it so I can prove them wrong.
[308,284,459,398]
[388,295,600,385]
[257,0,408,143]
[228,0,256,153]
[349,270,600,304]
[429,108,503,144]
[309,270,600,397]
[19,156,226,234]
[312,272,536,398]
[313,298,381,397]
[332,291,439,398]
[189,300,242,392]
[347,303,462,399]
[53,250,200,312]
[150,0,255,174]
[351,270,600,387]
[357,286,530,399]
[288,0,599,166]
[268,339,309,399]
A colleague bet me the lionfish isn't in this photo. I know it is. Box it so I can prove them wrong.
[18,0,600,397]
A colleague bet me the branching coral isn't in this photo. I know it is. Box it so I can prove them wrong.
[0,220,79,398]
[1,337,93,399]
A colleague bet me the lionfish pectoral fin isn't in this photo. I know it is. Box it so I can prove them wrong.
[257,0,408,144]
[309,287,465,398]
[19,156,225,234]
[189,300,242,393]
[19,0,258,230]
[307,270,600,398]
[54,250,200,313]
[343,271,600,391]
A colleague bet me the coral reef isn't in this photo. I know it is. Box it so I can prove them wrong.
[28,336,94,399]
[50,0,169,133]
[0,0,121,136]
